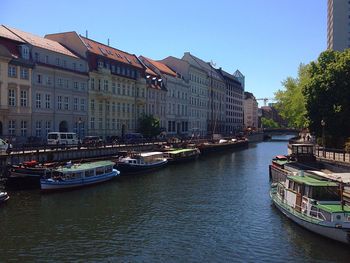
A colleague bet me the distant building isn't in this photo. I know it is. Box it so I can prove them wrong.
[1,25,89,144]
[46,32,146,138]
[327,0,350,51]
[182,52,226,135]
[217,68,244,134]
[161,56,208,136]
[243,91,258,129]
[139,56,189,136]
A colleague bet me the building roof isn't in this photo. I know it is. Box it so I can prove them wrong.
[3,25,78,58]
[0,38,19,58]
[140,56,177,77]
[244,91,256,100]
[0,25,25,43]
[183,52,223,81]
[79,36,143,69]
[217,67,242,85]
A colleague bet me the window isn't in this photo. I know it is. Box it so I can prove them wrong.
[45,55,49,64]
[21,46,29,59]
[34,52,40,62]
[57,96,62,110]
[35,121,42,137]
[56,58,60,66]
[90,99,95,111]
[104,80,108,91]
[80,83,85,91]
[57,78,63,86]
[112,102,116,112]
[105,101,110,113]
[46,76,52,85]
[45,94,51,109]
[20,120,27,137]
[90,117,95,129]
[73,62,76,70]
[45,121,51,135]
[8,120,15,135]
[74,82,78,89]
[8,65,17,77]
[64,97,69,110]
[99,101,103,112]
[91,78,95,90]
[36,74,43,84]
[80,99,85,111]
[112,82,116,94]
[36,93,41,108]
[20,90,27,107]
[74,98,78,111]
[98,118,102,129]
[8,89,15,106]
[20,67,29,79]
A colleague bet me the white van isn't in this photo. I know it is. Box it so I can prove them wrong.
[47,132,79,146]
[0,138,12,153]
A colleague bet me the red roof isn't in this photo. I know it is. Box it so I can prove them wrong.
[4,25,78,58]
[140,56,176,77]
[80,36,143,69]
[145,67,157,76]
[0,25,24,43]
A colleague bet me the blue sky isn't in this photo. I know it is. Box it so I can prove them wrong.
[2,0,326,105]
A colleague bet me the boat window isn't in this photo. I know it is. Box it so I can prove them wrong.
[85,170,94,177]
[48,133,58,139]
[311,186,340,201]
[96,168,104,175]
[105,166,113,173]
[70,172,82,179]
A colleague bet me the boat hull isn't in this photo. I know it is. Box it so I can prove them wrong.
[167,154,199,164]
[5,174,41,190]
[40,170,119,191]
[271,190,350,244]
[116,160,168,174]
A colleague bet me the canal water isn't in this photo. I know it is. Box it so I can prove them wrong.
[1,139,349,262]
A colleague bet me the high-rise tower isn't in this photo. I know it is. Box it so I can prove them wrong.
[327,0,350,51]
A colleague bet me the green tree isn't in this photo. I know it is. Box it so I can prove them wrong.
[137,114,161,139]
[274,64,309,129]
[303,50,350,147]
[261,117,279,128]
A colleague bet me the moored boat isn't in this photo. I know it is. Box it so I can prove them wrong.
[40,161,119,191]
[0,191,9,204]
[5,161,56,190]
[115,151,168,174]
[163,148,200,163]
[270,175,350,244]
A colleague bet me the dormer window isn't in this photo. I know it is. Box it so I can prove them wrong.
[20,45,29,60]
[98,60,103,68]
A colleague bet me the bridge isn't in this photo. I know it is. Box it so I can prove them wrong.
[263,128,300,140]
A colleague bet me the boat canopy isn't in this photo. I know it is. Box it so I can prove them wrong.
[166,149,196,154]
[55,161,115,173]
[287,175,338,187]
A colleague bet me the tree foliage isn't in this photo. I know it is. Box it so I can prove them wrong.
[274,64,309,129]
[303,50,350,147]
[261,117,279,128]
[137,114,161,138]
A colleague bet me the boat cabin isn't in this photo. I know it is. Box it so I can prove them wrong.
[278,175,350,223]
[290,144,316,163]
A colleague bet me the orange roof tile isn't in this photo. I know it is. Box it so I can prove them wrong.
[4,25,78,58]
[0,25,25,43]
[141,56,177,77]
[80,36,143,69]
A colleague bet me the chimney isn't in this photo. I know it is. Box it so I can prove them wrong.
[85,30,88,38]
[108,38,110,46]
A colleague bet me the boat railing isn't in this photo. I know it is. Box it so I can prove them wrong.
[279,197,327,222]
[292,202,327,222]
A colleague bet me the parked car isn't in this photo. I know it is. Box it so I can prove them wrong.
[82,136,104,147]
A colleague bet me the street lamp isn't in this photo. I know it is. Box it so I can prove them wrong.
[321,119,325,157]
[78,117,82,141]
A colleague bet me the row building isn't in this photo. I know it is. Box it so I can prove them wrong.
[0,25,246,143]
